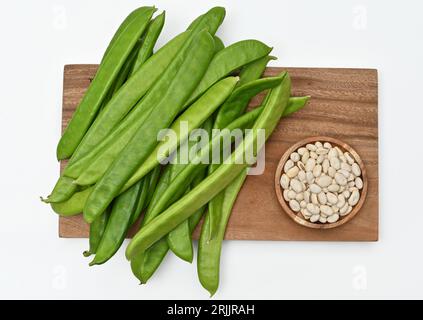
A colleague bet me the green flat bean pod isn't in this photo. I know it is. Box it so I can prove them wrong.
[187,7,225,36]
[185,39,272,106]
[84,30,215,224]
[57,6,156,160]
[130,11,165,76]
[83,207,110,257]
[50,186,93,216]
[90,181,143,265]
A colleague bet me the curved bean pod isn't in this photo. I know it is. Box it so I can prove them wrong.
[83,207,110,257]
[130,11,165,75]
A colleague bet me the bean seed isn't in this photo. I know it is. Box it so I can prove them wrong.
[306,171,314,184]
[346,205,352,214]
[298,147,307,155]
[304,190,310,203]
[335,172,347,186]
[352,163,361,176]
[355,177,363,189]
[322,159,330,173]
[332,205,339,213]
[315,141,323,148]
[327,213,340,223]
[307,203,317,214]
[320,205,333,216]
[283,190,290,201]
[311,193,318,205]
[298,161,306,171]
[336,194,346,208]
[316,154,325,164]
[348,189,360,206]
[316,175,332,188]
[287,166,299,178]
[316,147,328,155]
[348,181,355,187]
[343,190,350,198]
[280,174,290,189]
[305,158,316,172]
[318,192,327,205]
[323,187,328,193]
[313,165,322,177]
[288,190,296,199]
[335,147,343,157]
[310,214,320,223]
[295,192,304,201]
[323,142,332,149]
[328,148,338,159]
[290,179,303,193]
[300,200,306,208]
[326,192,338,204]
[328,167,336,178]
[339,186,345,192]
[344,152,355,165]
[330,157,341,170]
[319,216,327,223]
[301,151,310,164]
[298,170,306,181]
[301,208,311,218]
[290,152,300,162]
[306,143,317,151]
[284,159,294,173]
[338,169,350,178]
[289,200,301,212]
[341,162,351,172]
[309,184,321,194]
[339,202,349,215]
[349,186,358,193]
[328,184,340,192]
[348,173,355,182]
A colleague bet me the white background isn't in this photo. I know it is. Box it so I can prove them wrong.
[1,0,422,299]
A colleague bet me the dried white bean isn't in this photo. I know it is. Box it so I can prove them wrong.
[315,141,323,148]
[343,190,351,198]
[286,166,299,178]
[301,151,310,164]
[355,177,363,189]
[316,175,332,188]
[328,148,338,159]
[311,193,319,205]
[305,158,316,172]
[335,172,347,186]
[289,200,301,212]
[318,192,327,205]
[313,164,322,177]
[320,205,333,216]
[316,147,328,155]
[330,157,341,170]
[326,192,338,204]
[341,162,351,172]
[306,171,314,184]
[332,205,339,213]
[323,142,332,149]
[348,173,355,182]
[310,151,318,159]
[295,193,304,201]
[316,154,325,164]
[319,216,327,223]
[327,213,340,223]
[336,194,346,208]
[298,161,306,171]
[328,184,340,192]
[304,191,310,203]
[338,169,350,178]
[339,202,349,215]
[298,147,307,155]
[352,163,361,176]
[283,190,290,201]
[322,159,330,173]
[288,190,296,199]
[300,200,307,208]
[348,189,360,206]
[290,179,303,193]
[310,214,320,223]
[301,208,311,218]
[290,152,300,162]
[306,203,320,215]
[306,143,317,151]
[348,181,355,187]
[280,174,290,189]
[344,152,355,165]
[309,184,322,194]
[298,170,306,182]
[284,159,294,173]
[328,167,336,178]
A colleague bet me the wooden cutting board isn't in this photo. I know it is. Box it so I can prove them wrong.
[59,65,378,241]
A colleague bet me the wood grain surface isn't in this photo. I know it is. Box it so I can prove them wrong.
[58,65,378,241]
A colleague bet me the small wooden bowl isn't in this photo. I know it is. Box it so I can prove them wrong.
[274,136,368,229]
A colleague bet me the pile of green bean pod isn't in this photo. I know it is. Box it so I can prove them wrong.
[44,6,310,295]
